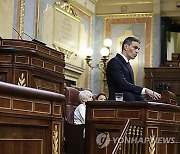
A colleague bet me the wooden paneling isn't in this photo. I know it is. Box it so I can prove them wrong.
[147,110,158,120]
[0,81,65,154]
[85,101,180,154]
[0,139,43,154]
[117,109,140,119]
[93,109,116,118]
[15,56,29,64]
[160,112,174,121]
[53,104,61,115]
[0,55,11,62]
[0,39,65,94]
[34,101,51,114]
[172,53,180,60]
[175,114,180,122]
[13,99,33,111]
[31,58,43,67]
[144,67,180,104]
[165,60,180,67]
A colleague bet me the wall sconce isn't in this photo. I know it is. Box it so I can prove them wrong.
[85,47,93,68]
[98,38,112,73]
[103,38,112,49]
[84,38,112,92]
[98,47,110,73]
[85,38,112,73]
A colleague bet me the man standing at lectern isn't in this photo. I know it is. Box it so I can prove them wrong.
[106,37,161,101]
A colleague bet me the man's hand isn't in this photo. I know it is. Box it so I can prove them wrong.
[145,88,162,100]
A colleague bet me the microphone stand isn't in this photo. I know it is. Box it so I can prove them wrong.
[13,28,23,39]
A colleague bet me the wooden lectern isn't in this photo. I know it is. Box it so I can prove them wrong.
[0,39,65,93]
[0,39,65,154]
[85,101,180,154]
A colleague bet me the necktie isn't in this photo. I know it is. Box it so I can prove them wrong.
[127,62,134,82]
[127,62,132,71]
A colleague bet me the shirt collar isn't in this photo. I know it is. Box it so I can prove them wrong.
[119,52,129,63]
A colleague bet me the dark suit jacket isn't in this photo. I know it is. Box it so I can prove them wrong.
[106,53,145,101]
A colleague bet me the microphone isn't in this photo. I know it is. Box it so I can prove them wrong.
[23,32,46,46]
[13,28,23,39]
[150,72,155,101]
[23,32,33,40]
[150,72,154,90]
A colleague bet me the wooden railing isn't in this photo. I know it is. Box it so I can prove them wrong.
[0,81,65,154]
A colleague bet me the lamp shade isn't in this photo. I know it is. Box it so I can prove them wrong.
[85,47,93,56]
[103,38,112,47]
[100,47,110,57]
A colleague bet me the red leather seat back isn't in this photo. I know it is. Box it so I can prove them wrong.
[64,87,80,124]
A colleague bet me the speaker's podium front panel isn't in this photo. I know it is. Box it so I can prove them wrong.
[85,101,180,154]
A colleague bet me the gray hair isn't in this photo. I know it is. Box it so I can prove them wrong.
[79,90,92,103]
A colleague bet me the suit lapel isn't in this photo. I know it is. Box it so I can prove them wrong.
[116,54,134,83]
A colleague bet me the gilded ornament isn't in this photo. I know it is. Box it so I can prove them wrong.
[19,0,25,38]
[18,73,26,87]
[55,1,79,17]
[148,130,156,154]
[52,125,59,154]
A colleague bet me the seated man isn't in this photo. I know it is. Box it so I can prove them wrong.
[74,90,93,124]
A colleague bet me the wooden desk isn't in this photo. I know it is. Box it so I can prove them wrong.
[85,101,180,154]
[172,53,180,60]
[165,60,180,67]
[144,67,180,104]
[0,81,65,154]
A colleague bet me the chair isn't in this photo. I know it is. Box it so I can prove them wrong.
[63,87,85,154]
